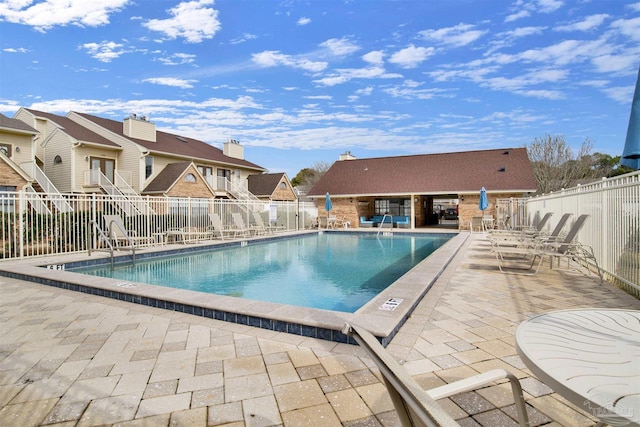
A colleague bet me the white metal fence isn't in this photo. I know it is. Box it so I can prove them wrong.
[520,171,640,295]
[0,191,318,260]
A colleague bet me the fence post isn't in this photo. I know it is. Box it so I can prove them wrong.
[18,189,25,259]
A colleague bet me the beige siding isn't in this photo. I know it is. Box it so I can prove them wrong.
[0,132,33,167]
[42,132,74,193]
[68,113,144,192]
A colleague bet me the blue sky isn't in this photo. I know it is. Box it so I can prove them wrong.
[1,0,639,179]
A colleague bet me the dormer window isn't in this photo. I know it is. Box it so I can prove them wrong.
[184,173,196,183]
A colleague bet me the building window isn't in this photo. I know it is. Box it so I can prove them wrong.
[184,173,196,183]
[0,144,11,157]
[53,155,62,164]
[0,186,16,212]
[145,156,153,179]
[279,182,286,189]
[374,198,411,216]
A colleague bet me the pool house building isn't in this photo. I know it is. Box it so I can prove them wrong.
[307,147,538,230]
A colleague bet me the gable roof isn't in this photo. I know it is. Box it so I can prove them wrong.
[307,148,537,197]
[0,112,38,135]
[247,172,286,197]
[142,161,192,194]
[24,109,121,148]
[73,112,266,172]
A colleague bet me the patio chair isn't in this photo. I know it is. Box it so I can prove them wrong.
[490,213,572,247]
[492,214,601,280]
[252,211,283,234]
[208,213,236,240]
[342,323,530,427]
[102,215,153,249]
[230,212,255,237]
[469,216,483,233]
[165,226,212,244]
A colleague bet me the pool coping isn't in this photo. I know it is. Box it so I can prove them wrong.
[0,230,468,345]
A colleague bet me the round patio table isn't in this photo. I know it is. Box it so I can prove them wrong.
[516,309,640,427]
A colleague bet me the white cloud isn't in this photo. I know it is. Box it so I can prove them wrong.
[388,45,434,69]
[0,0,129,31]
[142,77,197,89]
[555,14,609,32]
[362,51,384,66]
[629,2,640,12]
[229,33,257,45]
[602,85,635,103]
[143,0,221,43]
[252,51,327,72]
[3,47,28,53]
[505,10,530,23]
[419,23,487,47]
[610,16,640,41]
[297,17,311,26]
[157,52,196,65]
[356,87,373,96]
[314,67,402,86]
[305,95,332,100]
[319,37,360,56]
[80,41,126,62]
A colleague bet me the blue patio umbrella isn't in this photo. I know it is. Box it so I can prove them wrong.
[621,65,640,170]
[325,192,332,214]
[479,187,488,211]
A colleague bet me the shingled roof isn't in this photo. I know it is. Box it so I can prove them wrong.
[142,162,191,194]
[307,148,537,197]
[74,112,265,172]
[25,109,121,148]
[247,172,286,197]
[0,113,38,134]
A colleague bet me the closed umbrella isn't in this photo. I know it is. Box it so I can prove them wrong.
[479,187,488,212]
[622,65,640,170]
[325,192,332,215]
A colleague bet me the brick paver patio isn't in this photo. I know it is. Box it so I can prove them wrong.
[1,234,638,426]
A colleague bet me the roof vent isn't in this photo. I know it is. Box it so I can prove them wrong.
[503,150,509,155]
[176,136,188,143]
[498,167,506,172]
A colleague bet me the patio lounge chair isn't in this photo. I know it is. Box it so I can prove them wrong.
[492,214,601,280]
[208,213,237,240]
[231,212,255,237]
[252,211,283,234]
[166,227,212,244]
[342,323,530,427]
[490,213,572,247]
[102,215,153,249]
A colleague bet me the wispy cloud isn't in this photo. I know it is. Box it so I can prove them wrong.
[2,47,28,53]
[419,23,487,47]
[555,14,609,32]
[142,77,198,89]
[156,52,196,66]
[0,0,130,32]
[252,51,327,72]
[297,17,311,26]
[143,0,221,43]
[229,33,257,45]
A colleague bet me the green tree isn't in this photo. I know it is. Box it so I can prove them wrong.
[527,134,596,194]
[590,152,635,177]
[291,161,332,187]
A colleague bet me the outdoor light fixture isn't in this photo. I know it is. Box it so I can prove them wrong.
[414,197,418,203]
[461,195,465,201]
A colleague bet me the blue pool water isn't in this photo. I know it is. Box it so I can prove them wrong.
[73,233,453,312]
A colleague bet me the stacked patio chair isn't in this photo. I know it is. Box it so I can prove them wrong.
[491,214,602,281]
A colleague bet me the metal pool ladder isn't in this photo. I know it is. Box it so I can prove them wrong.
[376,214,393,236]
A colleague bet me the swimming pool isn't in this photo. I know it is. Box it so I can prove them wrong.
[71,232,453,313]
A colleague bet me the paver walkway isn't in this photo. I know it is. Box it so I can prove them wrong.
[0,234,638,426]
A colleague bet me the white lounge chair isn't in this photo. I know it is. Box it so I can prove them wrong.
[490,213,572,247]
[208,213,235,240]
[102,215,153,248]
[492,214,601,280]
[230,212,253,237]
[343,323,530,427]
[252,211,283,234]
